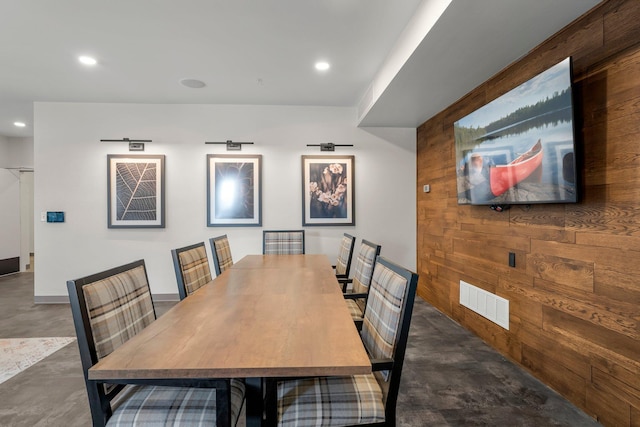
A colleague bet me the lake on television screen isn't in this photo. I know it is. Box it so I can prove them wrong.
[454,57,578,205]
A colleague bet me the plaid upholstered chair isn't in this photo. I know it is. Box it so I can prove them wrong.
[171,242,212,300]
[263,230,305,255]
[332,233,356,280]
[67,259,245,427]
[340,239,381,327]
[265,256,419,427]
[210,234,234,276]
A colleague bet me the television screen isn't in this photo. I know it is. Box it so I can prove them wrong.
[454,57,578,205]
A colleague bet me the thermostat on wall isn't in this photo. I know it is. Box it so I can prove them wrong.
[46,211,65,223]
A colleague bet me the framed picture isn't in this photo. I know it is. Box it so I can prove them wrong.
[207,154,262,227]
[107,154,165,228]
[302,155,354,226]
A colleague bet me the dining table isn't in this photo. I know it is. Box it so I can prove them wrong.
[88,254,372,426]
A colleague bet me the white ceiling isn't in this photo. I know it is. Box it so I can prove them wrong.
[0,0,601,138]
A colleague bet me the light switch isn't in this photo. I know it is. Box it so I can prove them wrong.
[423,184,430,193]
[40,212,46,222]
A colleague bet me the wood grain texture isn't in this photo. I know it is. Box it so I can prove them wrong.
[89,255,370,380]
[521,343,587,409]
[586,383,631,427]
[416,1,640,425]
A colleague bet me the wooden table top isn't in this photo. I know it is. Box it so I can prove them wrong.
[89,254,371,380]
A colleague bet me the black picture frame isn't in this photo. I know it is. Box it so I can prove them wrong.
[207,154,262,227]
[302,155,355,226]
[107,154,165,228]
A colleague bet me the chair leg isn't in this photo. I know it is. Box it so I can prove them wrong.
[264,378,278,427]
[86,380,110,427]
[245,377,264,427]
[215,382,231,427]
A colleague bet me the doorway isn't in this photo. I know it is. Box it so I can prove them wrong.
[20,170,34,272]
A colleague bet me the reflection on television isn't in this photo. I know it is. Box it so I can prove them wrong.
[454,57,578,205]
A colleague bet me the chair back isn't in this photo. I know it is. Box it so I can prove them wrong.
[360,256,418,423]
[210,234,233,276]
[67,259,156,425]
[335,233,356,278]
[171,242,212,300]
[263,230,305,254]
[350,239,381,311]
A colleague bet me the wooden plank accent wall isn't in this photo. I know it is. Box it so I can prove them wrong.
[416,1,640,426]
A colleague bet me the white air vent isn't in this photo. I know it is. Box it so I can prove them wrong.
[459,280,509,330]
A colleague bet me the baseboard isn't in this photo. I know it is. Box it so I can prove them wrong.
[34,295,70,304]
[153,293,180,302]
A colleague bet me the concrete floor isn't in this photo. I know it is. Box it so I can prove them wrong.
[0,271,601,426]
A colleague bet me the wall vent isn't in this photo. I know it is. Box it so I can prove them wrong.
[459,280,509,330]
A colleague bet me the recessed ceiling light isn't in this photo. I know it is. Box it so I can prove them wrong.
[179,78,206,89]
[315,61,330,71]
[78,56,97,66]
[13,121,26,127]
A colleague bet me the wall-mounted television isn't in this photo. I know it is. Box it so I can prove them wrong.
[454,57,578,205]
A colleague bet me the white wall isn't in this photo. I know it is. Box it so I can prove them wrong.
[7,136,34,169]
[34,102,416,299]
[0,136,35,271]
[0,135,8,165]
[4,136,35,271]
[0,136,25,271]
[0,168,20,265]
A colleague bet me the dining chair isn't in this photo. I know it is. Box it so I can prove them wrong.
[340,239,381,327]
[210,234,233,276]
[171,241,212,300]
[263,230,305,255]
[67,259,245,427]
[265,256,419,427]
[332,233,356,280]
